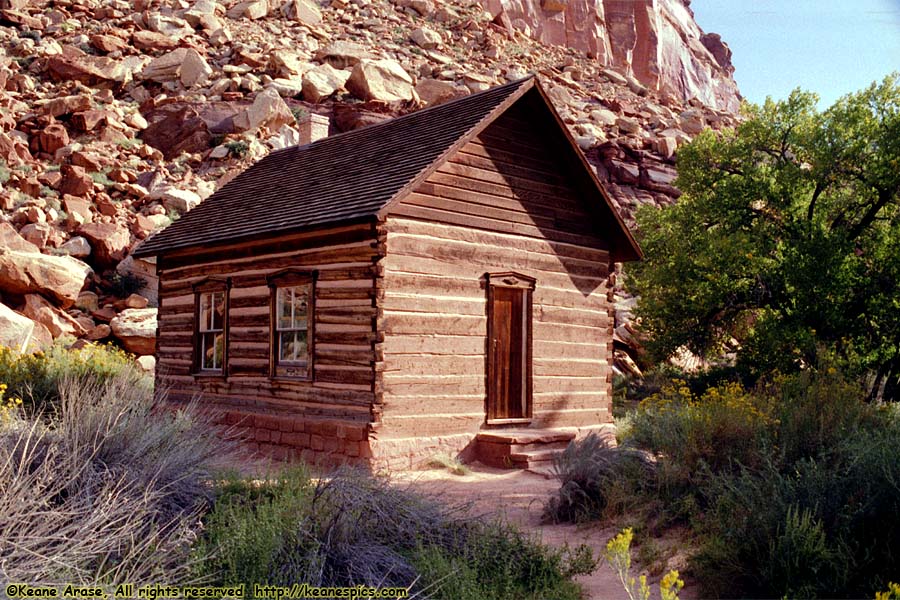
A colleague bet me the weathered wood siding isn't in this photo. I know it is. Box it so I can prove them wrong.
[155,222,380,459]
[376,103,615,444]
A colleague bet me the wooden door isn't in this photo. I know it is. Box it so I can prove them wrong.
[487,274,534,423]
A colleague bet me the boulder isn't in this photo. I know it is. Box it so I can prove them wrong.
[346,59,414,103]
[62,196,93,225]
[233,88,295,133]
[110,308,157,355]
[19,224,51,249]
[59,165,94,197]
[36,123,70,154]
[616,116,641,135]
[141,48,212,87]
[415,78,460,106]
[590,108,618,126]
[268,78,305,97]
[132,30,181,51]
[227,0,270,19]
[42,94,92,118]
[0,302,35,352]
[85,323,111,341]
[90,34,129,54]
[270,50,308,78]
[315,41,372,69]
[77,222,131,266]
[21,294,85,338]
[0,222,39,253]
[47,54,144,86]
[151,186,202,214]
[281,0,321,24]
[0,249,92,308]
[136,354,156,372]
[58,236,92,258]
[140,101,244,160]
[124,293,149,309]
[146,13,193,37]
[410,26,442,49]
[301,63,350,103]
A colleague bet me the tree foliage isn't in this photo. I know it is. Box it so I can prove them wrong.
[630,74,900,399]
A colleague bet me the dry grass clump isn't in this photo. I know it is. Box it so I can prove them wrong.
[0,375,238,585]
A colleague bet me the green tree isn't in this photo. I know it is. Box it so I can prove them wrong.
[630,74,900,399]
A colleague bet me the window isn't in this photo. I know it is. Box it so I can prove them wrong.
[268,270,316,379]
[193,278,230,374]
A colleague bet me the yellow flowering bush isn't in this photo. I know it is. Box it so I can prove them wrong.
[604,528,683,600]
[875,582,900,600]
[0,382,24,425]
[0,342,146,414]
[631,379,774,476]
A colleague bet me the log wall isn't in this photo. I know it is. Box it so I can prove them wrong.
[373,105,617,468]
[155,222,380,463]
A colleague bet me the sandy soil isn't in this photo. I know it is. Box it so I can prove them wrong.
[393,464,634,600]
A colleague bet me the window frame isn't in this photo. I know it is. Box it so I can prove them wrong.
[192,277,231,377]
[267,269,317,380]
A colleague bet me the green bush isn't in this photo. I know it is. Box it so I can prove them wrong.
[0,374,237,585]
[553,364,900,598]
[0,343,146,414]
[196,467,594,599]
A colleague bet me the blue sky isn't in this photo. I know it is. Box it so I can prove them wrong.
[690,0,900,107]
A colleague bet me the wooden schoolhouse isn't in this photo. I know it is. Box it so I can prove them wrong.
[134,76,641,469]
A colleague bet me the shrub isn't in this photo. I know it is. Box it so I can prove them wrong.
[0,374,238,585]
[556,364,900,598]
[107,271,147,299]
[604,528,684,600]
[197,467,594,599]
[629,380,774,479]
[0,343,146,414]
[545,434,655,523]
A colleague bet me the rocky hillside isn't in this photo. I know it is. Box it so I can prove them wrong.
[0,0,739,373]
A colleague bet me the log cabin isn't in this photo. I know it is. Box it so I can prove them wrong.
[133,76,641,470]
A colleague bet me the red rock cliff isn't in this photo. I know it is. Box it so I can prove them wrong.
[485,0,740,112]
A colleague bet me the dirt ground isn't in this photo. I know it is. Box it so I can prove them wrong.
[393,464,696,600]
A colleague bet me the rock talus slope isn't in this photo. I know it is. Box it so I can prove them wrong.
[0,0,740,373]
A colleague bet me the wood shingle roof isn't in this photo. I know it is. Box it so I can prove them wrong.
[134,76,640,261]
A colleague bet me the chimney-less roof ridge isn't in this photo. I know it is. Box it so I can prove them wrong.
[134,77,535,257]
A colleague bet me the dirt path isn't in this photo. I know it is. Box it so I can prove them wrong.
[394,465,632,600]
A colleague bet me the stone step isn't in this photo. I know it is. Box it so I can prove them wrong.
[474,429,575,469]
[509,448,564,465]
[476,429,576,445]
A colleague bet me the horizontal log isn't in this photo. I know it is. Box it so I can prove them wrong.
[391,203,606,251]
[384,217,610,264]
[382,334,486,355]
[386,231,608,280]
[381,394,484,416]
[383,354,484,375]
[163,237,377,278]
[382,312,486,336]
[382,294,484,316]
[160,222,376,270]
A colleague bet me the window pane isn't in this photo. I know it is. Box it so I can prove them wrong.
[292,286,309,324]
[202,332,214,369]
[211,291,225,330]
[199,293,212,332]
[277,288,293,330]
[213,332,224,369]
[279,330,308,363]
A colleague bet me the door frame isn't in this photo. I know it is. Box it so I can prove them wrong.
[485,271,535,425]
